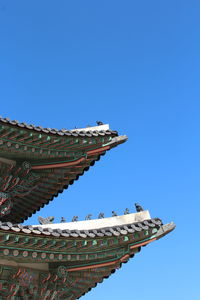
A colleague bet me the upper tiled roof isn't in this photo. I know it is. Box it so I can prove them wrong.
[0,117,127,223]
[0,117,118,137]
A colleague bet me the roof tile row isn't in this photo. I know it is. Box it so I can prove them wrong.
[0,218,162,238]
[0,117,118,137]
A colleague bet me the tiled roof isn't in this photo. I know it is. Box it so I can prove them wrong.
[0,217,175,299]
[0,117,127,223]
[0,217,163,238]
[0,117,118,137]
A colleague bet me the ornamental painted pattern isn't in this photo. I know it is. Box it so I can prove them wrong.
[0,266,76,300]
[0,220,175,299]
[0,161,40,217]
[0,119,127,223]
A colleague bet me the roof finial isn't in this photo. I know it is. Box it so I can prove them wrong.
[72,216,78,222]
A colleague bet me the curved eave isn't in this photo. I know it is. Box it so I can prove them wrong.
[0,217,175,299]
[0,117,127,223]
[0,134,127,224]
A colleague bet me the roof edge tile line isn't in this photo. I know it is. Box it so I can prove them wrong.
[0,218,161,237]
[0,117,119,137]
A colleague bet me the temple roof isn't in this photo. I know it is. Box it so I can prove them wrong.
[0,117,127,223]
[0,211,175,299]
[0,117,175,299]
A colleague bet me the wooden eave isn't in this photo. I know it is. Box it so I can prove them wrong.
[0,219,175,299]
[0,118,127,223]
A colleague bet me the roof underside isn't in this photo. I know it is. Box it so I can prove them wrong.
[0,217,175,299]
[0,118,127,223]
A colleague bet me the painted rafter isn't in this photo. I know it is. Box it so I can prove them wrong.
[0,220,175,299]
[0,118,127,223]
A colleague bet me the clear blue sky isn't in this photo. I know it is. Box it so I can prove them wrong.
[0,1,199,299]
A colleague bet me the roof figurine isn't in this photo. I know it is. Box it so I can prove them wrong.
[60,217,66,223]
[112,210,118,216]
[85,214,92,220]
[124,208,130,215]
[72,216,78,222]
[38,216,54,225]
[135,203,144,212]
[98,212,105,219]
[96,120,104,125]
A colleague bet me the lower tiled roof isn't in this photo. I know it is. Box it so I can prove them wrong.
[0,217,163,238]
[0,218,175,299]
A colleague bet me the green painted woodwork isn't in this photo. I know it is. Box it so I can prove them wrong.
[0,229,150,300]
[14,236,20,243]
[0,121,121,223]
[0,226,157,276]
[0,123,112,161]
